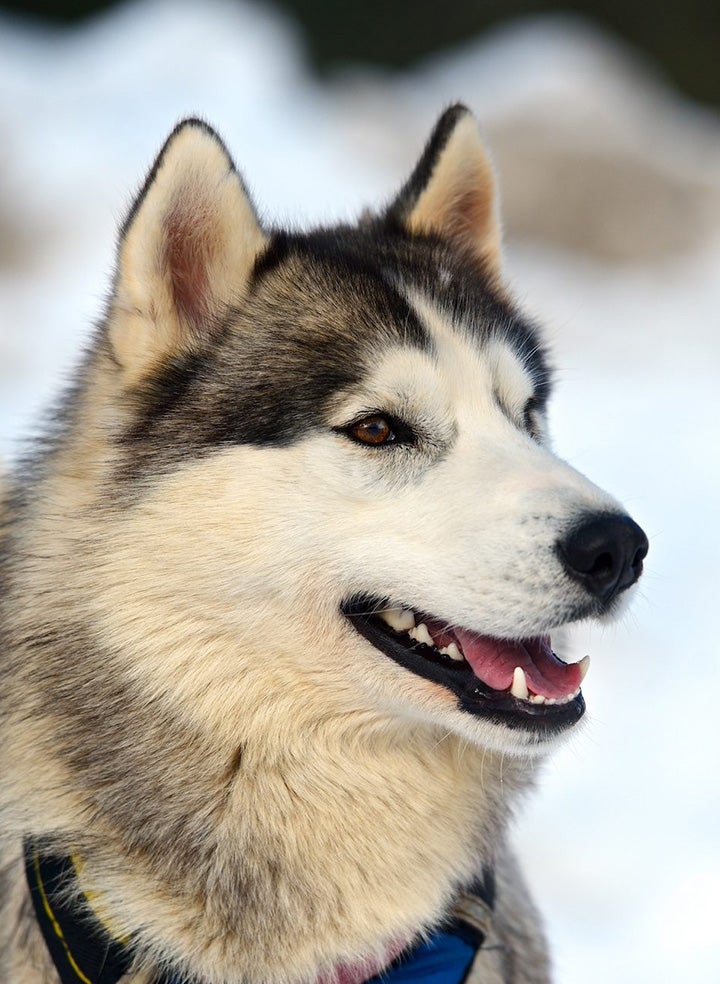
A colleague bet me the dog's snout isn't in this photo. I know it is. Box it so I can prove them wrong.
[558,513,648,605]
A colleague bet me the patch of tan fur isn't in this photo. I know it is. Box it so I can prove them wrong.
[404,113,504,284]
[0,847,59,984]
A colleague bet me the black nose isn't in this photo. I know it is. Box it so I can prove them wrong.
[558,513,648,604]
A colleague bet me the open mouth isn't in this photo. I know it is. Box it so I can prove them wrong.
[342,597,587,732]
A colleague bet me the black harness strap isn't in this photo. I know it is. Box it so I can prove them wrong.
[452,868,496,946]
[23,840,133,984]
[24,837,496,984]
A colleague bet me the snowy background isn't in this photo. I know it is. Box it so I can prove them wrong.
[1,1,719,980]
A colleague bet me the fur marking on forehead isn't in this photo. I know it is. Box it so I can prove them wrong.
[404,289,552,408]
[252,230,435,356]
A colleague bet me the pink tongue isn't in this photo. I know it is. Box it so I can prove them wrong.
[426,622,581,699]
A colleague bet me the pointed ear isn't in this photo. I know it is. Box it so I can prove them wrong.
[386,105,503,282]
[109,119,267,383]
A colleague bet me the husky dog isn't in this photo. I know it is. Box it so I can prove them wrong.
[0,106,647,984]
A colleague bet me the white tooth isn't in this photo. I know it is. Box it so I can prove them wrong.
[545,697,557,705]
[379,608,416,632]
[439,643,464,661]
[530,694,546,704]
[510,666,529,700]
[411,622,434,647]
[578,655,590,683]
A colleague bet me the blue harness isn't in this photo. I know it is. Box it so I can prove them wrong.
[24,840,494,984]
[365,926,485,984]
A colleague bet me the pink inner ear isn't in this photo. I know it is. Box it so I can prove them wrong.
[165,204,213,330]
[446,186,495,260]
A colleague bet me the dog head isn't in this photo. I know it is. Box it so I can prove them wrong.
[61,106,647,758]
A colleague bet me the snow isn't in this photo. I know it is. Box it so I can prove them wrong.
[1,3,718,980]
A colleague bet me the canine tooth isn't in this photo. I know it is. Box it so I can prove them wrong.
[439,643,464,661]
[578,655,590,683]
[410,622,434,647]
[510,666,529,700]
[379,608,416,632]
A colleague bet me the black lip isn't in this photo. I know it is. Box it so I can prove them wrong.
[342,596,585,734]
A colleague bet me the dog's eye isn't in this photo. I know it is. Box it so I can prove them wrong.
[348,415,397,446]
[340,413,417,448]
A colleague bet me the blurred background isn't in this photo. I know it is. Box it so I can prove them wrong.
[0,1,718,981]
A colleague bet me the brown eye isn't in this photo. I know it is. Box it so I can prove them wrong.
[349,415,395,446]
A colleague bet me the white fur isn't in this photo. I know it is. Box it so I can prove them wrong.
[86,296,622,761]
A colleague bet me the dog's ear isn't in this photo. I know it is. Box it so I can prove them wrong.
[386,105,502,282]
[109,119,267,383]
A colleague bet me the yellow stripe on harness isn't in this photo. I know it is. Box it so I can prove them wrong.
[32,852,93,984]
